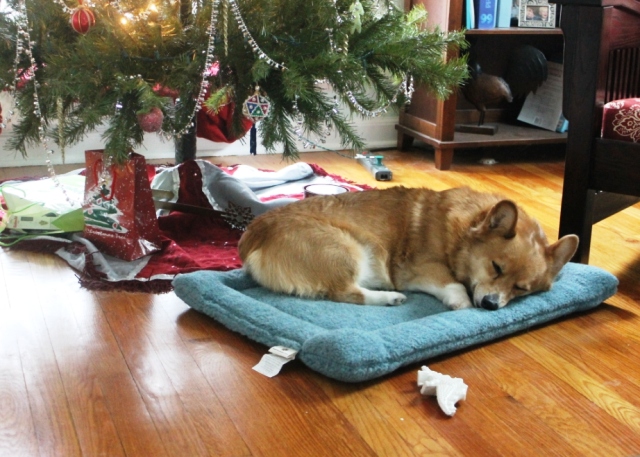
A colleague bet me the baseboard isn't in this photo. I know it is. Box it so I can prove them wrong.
[0,113,398,168]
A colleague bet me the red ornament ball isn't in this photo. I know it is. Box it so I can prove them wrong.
[152,84,180,99]
[70,5,95,34]
[137,107,164,133]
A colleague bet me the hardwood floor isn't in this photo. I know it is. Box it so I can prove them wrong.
[1,146,639,456]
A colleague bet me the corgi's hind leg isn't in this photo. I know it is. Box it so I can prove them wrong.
[243,218,403,305]
[330,286,407,306]
[328,240,404,306]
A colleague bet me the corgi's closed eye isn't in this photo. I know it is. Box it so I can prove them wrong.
[492,261,503,277]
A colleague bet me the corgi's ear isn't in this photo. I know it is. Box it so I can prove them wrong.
[478,200,518,239]
[547,234,579,276]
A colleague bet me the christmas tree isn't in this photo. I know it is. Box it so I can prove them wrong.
[0,0,468,164]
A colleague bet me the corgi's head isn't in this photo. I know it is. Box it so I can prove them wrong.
[461,200,578,310]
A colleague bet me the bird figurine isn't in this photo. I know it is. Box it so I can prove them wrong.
[461,61,513,126]
[459,45,548,132]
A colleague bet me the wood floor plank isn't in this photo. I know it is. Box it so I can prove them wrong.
[460,395,582,457]
[0,251,83,457]
[354,373,467,456]
[397,341,614,456]
[0,327,40,457]
[2,149,640,456]
[511,331,640,435]
[315,376,457,456]
[547,316,640,387]
[466,340,640,455]
[27,253,172,457]
[185,331,378,457]
[584,304,640,343]
[409,349,511,404]
[96,292,216,457]
[25,253,129,457]
[389,387,499,457]
[167,292,378,456]
[112,292,252,457]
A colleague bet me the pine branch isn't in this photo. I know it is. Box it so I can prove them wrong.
[0,0,468,163]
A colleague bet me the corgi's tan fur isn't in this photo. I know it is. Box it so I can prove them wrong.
[238,186,579,310]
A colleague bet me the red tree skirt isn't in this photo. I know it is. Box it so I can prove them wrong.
[3,162,371,293]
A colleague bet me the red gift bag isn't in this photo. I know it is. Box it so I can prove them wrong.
[83,149,163,261]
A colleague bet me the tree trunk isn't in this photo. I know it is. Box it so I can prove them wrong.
[174,0,195,164]
[174,124,197,163]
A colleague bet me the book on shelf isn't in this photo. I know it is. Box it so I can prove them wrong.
[465,0,476,29]
[517,61,568,132]
[476,0,497,29]
[555,113,569,133]
[496,0,513,27]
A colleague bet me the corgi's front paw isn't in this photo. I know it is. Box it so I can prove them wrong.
[445,297,473,310]
[387,292,407,306]
[442,284,472,310]
[362,290,407,306]
[378,291,407,306]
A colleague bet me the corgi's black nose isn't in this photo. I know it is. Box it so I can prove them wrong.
[481,294,500,310]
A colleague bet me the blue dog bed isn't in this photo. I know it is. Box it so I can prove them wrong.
[172,262,618,382]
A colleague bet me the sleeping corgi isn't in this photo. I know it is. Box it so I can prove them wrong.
[238,186,578,310]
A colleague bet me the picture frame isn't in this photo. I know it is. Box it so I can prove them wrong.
[518,0,557,28]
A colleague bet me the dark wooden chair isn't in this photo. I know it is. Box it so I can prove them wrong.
[555,0,640,263]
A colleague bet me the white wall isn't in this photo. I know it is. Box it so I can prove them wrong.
[0,91,399,168]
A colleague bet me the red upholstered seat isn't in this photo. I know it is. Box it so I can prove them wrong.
[601,98,640,143]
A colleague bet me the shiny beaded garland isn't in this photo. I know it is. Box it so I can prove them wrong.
[9,0,79,206]
[227,0,287,71]
[159,0,219,140]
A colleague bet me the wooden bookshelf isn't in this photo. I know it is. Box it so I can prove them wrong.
[397,0,566,170]
[397,121,567,151]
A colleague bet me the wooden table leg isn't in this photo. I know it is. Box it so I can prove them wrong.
[434,147,454,170]
[397,130,414,151]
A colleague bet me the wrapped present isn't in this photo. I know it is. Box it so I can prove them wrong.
[1,175,85,233]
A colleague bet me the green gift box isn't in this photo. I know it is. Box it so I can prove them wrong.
[1,175,85,233]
